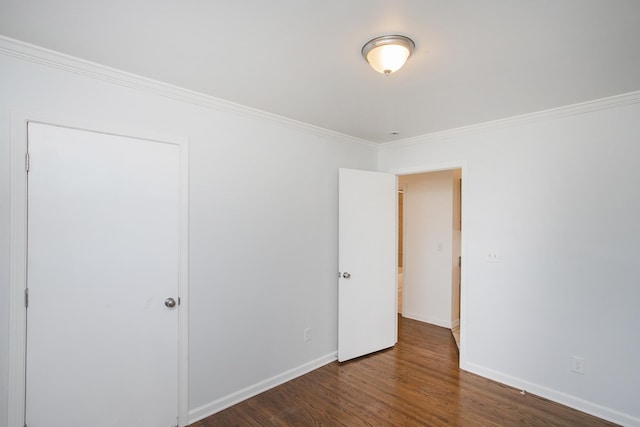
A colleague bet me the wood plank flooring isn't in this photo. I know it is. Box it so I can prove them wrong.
[190,317,616,426]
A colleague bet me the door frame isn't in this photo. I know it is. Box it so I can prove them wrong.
[8,110,190,426]
[388,161,468,371]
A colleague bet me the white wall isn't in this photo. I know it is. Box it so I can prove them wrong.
[0,47,377,423]
[399,171,454,328]
[379,97,640,425]
[3,38,639,427]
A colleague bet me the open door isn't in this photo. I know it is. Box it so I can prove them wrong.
[338,168,397,362]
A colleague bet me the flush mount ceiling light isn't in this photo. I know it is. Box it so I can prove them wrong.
[361,35,415,76]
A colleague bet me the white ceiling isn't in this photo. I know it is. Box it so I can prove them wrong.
[1,0,639,143]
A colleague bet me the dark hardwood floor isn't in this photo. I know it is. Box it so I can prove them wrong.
[191,317,616,426]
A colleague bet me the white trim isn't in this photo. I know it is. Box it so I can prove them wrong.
[380,90,640,150]
[466,362,640,427]
[188,352,337,424]
[402,313,452,329]
[386,161,469,371]
[390,161,467,176]
[8,111,29,427]
[8,110,190,427]
[0,35,376,151]
[2,36,639,154]
[177,124,190,427]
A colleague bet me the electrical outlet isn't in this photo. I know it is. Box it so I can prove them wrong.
[304,328,311,343]
[571,356,585,374]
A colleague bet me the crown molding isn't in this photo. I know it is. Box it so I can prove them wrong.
[4,34,638,154]
[380,90,640,151]
[0,35,377,151]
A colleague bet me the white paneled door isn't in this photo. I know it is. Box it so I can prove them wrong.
[338,168,397,362]
[26,123,181,426]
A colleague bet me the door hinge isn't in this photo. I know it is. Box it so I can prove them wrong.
[25,152,30,172]
[25,288,29,308]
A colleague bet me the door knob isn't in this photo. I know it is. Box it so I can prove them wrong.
[164,297,177,308]
[342,272,351,279]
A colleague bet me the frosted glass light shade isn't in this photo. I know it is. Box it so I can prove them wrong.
[362,35,415,76]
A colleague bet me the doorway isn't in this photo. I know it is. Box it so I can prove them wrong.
[397,168,463,350]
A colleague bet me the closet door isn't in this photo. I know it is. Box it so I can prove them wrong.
[26,123,180,426]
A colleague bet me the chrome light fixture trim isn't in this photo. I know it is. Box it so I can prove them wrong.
[361,35,415,76]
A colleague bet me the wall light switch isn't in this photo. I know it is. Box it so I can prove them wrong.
[486,251,500,263]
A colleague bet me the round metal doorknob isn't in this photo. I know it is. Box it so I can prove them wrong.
[164,297,177,308]
[342,272,351,279]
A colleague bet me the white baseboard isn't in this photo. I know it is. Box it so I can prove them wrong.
[466,362,640,427]
[188,351,337,424]
[402,312,452,329]
[186,350,640,426]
